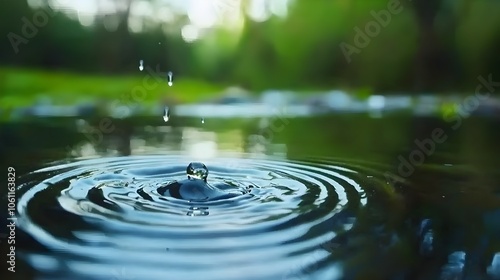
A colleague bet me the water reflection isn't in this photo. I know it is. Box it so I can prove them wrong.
[66,119,289,160]
[2,115,500,280]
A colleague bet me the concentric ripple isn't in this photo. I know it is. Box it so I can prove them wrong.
[15,155,403,280]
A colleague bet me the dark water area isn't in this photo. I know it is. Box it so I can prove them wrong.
[1,114,500,280]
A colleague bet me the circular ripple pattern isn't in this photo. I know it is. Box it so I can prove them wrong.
[15,155,402,280]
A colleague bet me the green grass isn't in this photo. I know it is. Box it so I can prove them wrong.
[0,67,226,109]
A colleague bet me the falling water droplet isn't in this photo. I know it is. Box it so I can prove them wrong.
[139,60,144,71]
[163,106,170,122]
[201,118,205,124]
[167,71,173,86]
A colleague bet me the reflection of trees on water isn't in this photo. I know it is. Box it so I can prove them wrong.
[401,168,500,279]
[243,117,288,157]
[283,115,500,279]
[69,117,185,157]
[374,116,500,279]
[309,167,500,279]
[80,116,292,158]
[4,116,500,279]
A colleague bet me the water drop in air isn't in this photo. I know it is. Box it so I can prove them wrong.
[201,118,205,124]
[167,71,173,86]
[186,162,209,181]
[139,60,144,71]
[163,106,170,122]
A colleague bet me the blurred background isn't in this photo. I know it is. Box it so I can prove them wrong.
[1,0,500,279]
[1,0,500,108]
[1,0,500,160]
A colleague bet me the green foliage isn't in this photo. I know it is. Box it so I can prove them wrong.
[0,67,224,109]
[0,0,499,102]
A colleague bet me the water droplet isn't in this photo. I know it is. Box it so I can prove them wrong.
[139,60,144,71]
[186,162,208,181]
[167,71,173,86]
[201,118,205,124]
[163,106,170,122]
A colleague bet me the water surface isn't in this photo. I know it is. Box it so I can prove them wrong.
[2,114,500,279]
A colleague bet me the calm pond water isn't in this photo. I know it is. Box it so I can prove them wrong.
[1,113,500,280]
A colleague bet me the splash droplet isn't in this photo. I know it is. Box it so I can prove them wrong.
[201,118,205,124]
[139,60,144,71]
[163,106,170,122]
[186,162,208,181]
[167,71,173,86]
